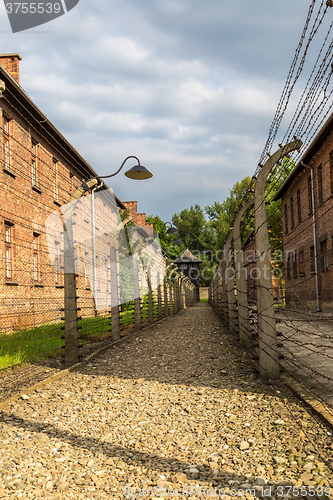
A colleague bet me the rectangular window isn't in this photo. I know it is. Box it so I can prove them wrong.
[297,189,301,223]
[290,197,294,229]
[308,176,313,214]
[54,241,60,284]
[319,239,328,271]
[3,116,11,172]
[318,164,323,205]
[310,246,315,273]
[31,139,38,187]
[33,233,40,281]
[299,249,305,276]
[286,254,291,279]
[70,172,74,194]
[5,223,13,280]
[292,251,297,278]
[284,204,288,233]
[84,251,89,288]
[53,158,59,202]
[32,159,37,186]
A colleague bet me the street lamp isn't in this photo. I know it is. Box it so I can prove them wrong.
[162,221,178,234]
[63,156,152,365]
[81,156,153,193]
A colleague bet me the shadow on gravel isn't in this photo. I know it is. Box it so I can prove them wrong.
[71,305,285,399]
[0,410,310,494]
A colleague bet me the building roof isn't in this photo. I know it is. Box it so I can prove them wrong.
[173,248,202,264]
[273,110,333,201]
[0,60,126,209]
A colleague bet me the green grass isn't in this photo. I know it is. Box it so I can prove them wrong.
[0,297,177,371]
[0,315,113,371]
[200,298,209,302]
[0,322,63,371]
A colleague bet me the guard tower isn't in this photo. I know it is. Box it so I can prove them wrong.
[173,249,202,300]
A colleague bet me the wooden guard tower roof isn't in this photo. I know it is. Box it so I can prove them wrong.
[173,249,202,264]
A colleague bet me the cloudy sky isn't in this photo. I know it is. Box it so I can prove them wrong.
[0,0,331,221]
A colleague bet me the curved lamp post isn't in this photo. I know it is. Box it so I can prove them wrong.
[64,156,152,364]
[162,221,178,234]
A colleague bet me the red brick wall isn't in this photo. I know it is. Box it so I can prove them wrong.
[281,128,333,311]
[123,201,152,228]
[0,54,21,84]
[0,97,99,331]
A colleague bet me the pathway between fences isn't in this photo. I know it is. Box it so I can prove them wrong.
[0,303,333,499]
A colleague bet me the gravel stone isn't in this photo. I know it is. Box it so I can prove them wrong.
[0,303,332,499]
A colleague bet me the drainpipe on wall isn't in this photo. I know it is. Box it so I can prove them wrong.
[301,161,320,312]
[91,182,104,312]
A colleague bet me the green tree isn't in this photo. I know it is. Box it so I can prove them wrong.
[171,205,217,286]
[146,214,181,261]
[205,176,252,249]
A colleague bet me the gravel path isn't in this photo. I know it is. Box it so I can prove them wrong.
[0,303,333,500]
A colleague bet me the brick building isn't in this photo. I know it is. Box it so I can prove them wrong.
[123,201,154,229]
[273,112,333,311]
[0,53,132,332]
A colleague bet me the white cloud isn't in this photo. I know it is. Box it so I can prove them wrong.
[0,0,330,220]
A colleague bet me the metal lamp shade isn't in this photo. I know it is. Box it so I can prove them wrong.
[125,165,153,180]
[166,226,178,234]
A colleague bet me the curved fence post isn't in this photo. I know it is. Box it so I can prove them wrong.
[255,139,302,380]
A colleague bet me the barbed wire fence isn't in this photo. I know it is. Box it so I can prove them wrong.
[0,208,196,374]
[0,103,197,372]
[210,0,333,423]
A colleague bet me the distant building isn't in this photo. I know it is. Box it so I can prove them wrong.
[123,201,153,228]
[273,111,333,311]
[173,249,202,299]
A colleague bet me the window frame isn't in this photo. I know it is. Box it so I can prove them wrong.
[31,139,39,189]
[290,196,294,229]
[308,176,313,214]
[318,164,323,205]
[286,254,291,280]
[284,204,288,234]
[319,238,328,271]
[53,158,59,203]
[3,115,12,174]
[4,222,14,280]
[33,232,41,282]
[297,189,301,223]
[299,249,305,276]
[292,251,297,278]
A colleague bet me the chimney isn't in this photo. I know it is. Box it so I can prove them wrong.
[0,54,22,84]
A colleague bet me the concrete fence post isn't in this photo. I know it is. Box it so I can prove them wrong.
[63,208,79,365]
[254,139,302,380]
[163,276,169,316]
[225,232,238,335]
[110,244,120,341]
[220,260,228,323]
[157,272,163,320]
[133,255,142,330]
[233,198,254,349]
[147,266,154,324]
